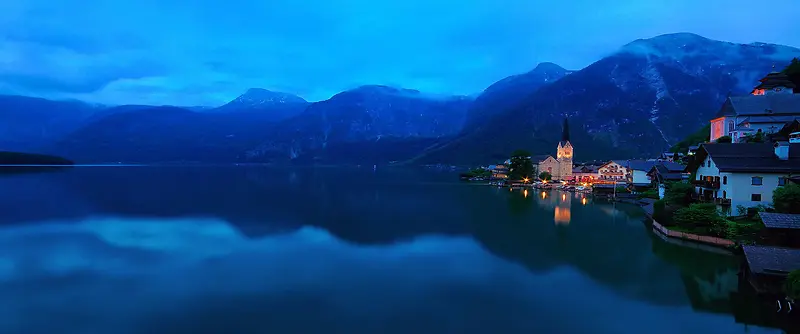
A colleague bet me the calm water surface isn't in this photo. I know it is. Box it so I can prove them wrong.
[0,166,787,334]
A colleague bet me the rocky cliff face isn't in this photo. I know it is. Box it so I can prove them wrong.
[416,33,800,163]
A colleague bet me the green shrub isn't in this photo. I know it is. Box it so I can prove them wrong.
[773,183,800,214]
[787,270,800,300]
[674,203,723,228]
[637,188,659,200]
[664,181,694,207]
[652,199,673,225]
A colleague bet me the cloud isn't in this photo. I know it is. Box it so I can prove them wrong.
[0,0,798,106]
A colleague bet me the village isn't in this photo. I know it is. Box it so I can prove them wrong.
[462,67,800,317]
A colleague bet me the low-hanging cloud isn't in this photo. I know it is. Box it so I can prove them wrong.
[0,0,797,106]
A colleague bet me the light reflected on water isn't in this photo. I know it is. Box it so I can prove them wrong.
[582,197,587,206]
[523,189,528,198]
[554,206,571,225]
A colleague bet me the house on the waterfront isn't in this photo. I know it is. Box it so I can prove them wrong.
[597,160,628,181]
[626,160,659,189]
[741,245,800,297]
[709,78,800,143]
[490,164,509,179]
[687,142,800,210]
[758,212,800,248]
[572,165,599,183]
[646,161,686,185]
[536,119,573,181]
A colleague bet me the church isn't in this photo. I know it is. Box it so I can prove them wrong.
[536,118,573,181]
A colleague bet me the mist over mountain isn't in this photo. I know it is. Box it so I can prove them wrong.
[414,33,800,163]
[2,33,798,165]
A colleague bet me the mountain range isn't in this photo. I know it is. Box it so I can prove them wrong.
[2,32,799,165]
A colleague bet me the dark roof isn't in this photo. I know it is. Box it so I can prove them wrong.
[660,161,684,172]
[738,115,799,124]
[759,212,800,230]
[742,245,800,276]
[693,143,800,173]
[661,172,684,180]
[715,94,800,118]
[754,72,797,90]
[626,160,658,171]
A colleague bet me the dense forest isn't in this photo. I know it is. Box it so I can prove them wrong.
[0,151,74,165]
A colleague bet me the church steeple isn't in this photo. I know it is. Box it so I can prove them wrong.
[561,117,570,143]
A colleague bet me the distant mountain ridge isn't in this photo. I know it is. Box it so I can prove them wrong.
[1,32,798,164]
[464,62,573,130]
[413,32,800,164]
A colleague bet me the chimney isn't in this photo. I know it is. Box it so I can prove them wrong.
[775,141,789,160]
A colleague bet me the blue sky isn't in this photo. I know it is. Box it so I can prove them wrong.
[0,0,798,106]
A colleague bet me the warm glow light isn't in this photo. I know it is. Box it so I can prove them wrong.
[541,192,546,198]
[523,178,529,183]
[582,197,587,205]
[562,194,566,201]
[554,206,571,224]
[524,189,528,198]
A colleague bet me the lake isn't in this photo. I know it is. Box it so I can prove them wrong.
[0,166,787,334]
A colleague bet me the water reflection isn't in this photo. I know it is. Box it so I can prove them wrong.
[0,167,789,334]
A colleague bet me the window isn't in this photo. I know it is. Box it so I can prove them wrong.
[751,194,762,201]
[722,191,727,199]
[779,177,787,186]
[751,177,763,185]
[728,121,734,133]
[723,176,727,185]
[707,160,711,167]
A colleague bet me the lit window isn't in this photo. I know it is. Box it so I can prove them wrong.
[751,194,762,201]
[751,177,763,186]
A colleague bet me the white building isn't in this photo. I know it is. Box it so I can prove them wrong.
[709,73,800,143]
[598,160,628,181]
[689,142,800,212]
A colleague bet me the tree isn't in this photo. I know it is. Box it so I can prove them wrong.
[674,203,723,228]
[715,135,732,143]
[742,130,765,143]
[782,57,800,93]
[773,183,800,214]
[539,171,552,181]
[664,181,694,207]
[787,270,800,300]
[670,124,710,153]
[508,150,534,180]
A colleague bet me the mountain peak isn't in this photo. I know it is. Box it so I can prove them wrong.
[235,88,307,105]
[532,62,567,73]
[618,32,800,62]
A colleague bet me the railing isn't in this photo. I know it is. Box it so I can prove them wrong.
[690,180,720,189]
[714,198,732,206]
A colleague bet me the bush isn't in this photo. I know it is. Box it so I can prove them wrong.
[787,270,800,300]
[674,203,723,228]
[637,188,659,200]
[538,171,552,181]
[715,135,732,143]
[664,181,694,207]
[773,183,800,214]
[652,199,671,224]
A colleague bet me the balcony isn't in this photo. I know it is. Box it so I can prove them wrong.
[691,180,720,189]
[714,198,732,206]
